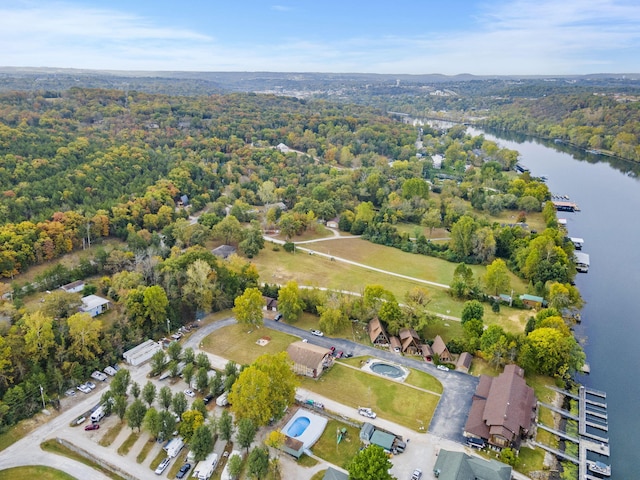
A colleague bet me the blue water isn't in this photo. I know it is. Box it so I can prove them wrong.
[287,416,310,437]
[371,362,404,378]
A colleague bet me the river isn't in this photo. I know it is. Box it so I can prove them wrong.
[465,128,638,479]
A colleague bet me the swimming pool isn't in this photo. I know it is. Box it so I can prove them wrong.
[371,362,405,378]
[287,416,311,437]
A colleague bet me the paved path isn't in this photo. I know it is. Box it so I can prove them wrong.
[264,234,451,290]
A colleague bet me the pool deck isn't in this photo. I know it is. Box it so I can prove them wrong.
[361,358,410,382]
[281,407,328,451]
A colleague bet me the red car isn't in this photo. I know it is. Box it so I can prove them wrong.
[85,423,100,431]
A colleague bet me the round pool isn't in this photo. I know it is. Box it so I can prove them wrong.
[370,362,405,378]
[287,416,311,437]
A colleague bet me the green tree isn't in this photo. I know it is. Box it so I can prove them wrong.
[110,369,131,397]
[218,409,234,442]
[113,395,128,421]
[190,424,214,462]
[183,347,195,364]
[195,352,211,370]
[143,285,169,330]
[401,177,429,200]
[239,221,265,258]
[126,399,147,432]
[347,445,395,480]
[142,381,156,407]
[212,215,243,245]
[450,215,476,258]
[484,258,511,295]
[182,259,217,313]
[183,363,195,387]
[277,281,305,322]
[150,350,167,376]
[67,312,103,361]
[247,446,269,479]
[228,453,243,479]
[519,327,585,378]
[318,306,348,335]
[129,381,141,399]
[500,447,517,466]
[233,287,264,328]
[461,300,484,324]
[172,392,188,418]
[167,341,182,362]
[237,418,257,453]
[196,367,210,393]
[192,398,207,419]
[158,409,177,440]
[143,407,161,439]
[158,386,173,410]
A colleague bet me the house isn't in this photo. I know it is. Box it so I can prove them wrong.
[282,436,305,459]
[276,143,290,153]
[80,294,111,317]
[422,343,434,362]
[398,328,421,354]
[368,317,390,346]
[433,450,512,480]
[60,280,85,294]
[389,336,402,353]
[431,154,443,169]
[519,294,544,309]
[287,341,333,379]
[178,194,189,207]
[211,245,237,259]
[323,467,348,480]
[464,364,537,450]
[326,218,339,229]
[263,296,278,311]
[432,335,452,363]
[456,352,473,373]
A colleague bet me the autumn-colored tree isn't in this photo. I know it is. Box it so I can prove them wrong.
[180,409,205,442]
[277,281,304,322]
[67,312,103,361]
[21,311,55,363]
[233,287,264,328]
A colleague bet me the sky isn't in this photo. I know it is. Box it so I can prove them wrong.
[2,0,640,75]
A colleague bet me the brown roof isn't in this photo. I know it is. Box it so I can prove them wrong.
[465,364,536,444]
[422,344,434,357]
[464,397,490,440]
[368,317,389,343]
[456,352,473,370]
[284,435,304,451]
[432,335,449,356]
[286,341,331,369]
[399,328,420,351]
[389,336,401,350]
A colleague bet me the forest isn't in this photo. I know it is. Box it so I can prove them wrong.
[0,87,585,430]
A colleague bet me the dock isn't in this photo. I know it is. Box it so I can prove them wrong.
[552,200,580,212]
[537,386,611,477]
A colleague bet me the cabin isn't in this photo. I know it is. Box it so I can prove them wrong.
[432,335,452,363]
[368,317,390,346]
[464,364,537,450]
[519,294,544,309]
[287,341,333,379]
[456,352,473,373]
[263,296,278,311]
[60,280,85,294]
[422,343,434,362]
[389,336,402,353]
[398,328,421,354]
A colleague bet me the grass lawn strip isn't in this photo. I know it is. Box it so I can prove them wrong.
[166,449,189,477]
[338,361,442,396]
[117,431,140,456]
[98,421,124,447]
[0,465,77,480]
[149,449,167,471]
[40,439,126,480]
[136,436,155,464]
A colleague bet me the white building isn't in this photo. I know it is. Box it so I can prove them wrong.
[80,294,111,317]
[123,340,162,366]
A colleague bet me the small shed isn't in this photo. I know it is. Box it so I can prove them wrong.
[283,436,304,459]
[61,280,85,294]
[456,352,473,373]
[370,430,396,451]
[80,294,111,317]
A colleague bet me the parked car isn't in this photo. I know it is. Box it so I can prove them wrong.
[85,381,96,390]
[410,468,423,480]
[84,423,100,431]
[203,394,214,405]
[329,346,336,354]
[91,371,108,382]
[176,463,191,479]
[65,389,76,397]
[358,407,377,419]
[310,329,324,337]
[77,384,91,394]
[104,366,117,376]
[155,457,171,475]
[184,389,195,398]
[436,365,449,371]
[344,352,353,358]
[274,313,283,321]
[335,351,343,358]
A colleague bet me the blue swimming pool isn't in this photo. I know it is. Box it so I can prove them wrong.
[287,416,311,437]
[371,362,405,378]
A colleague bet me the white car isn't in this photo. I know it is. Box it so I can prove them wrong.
[310,329,324,337]
[358,407,377,419]
[91,371,107,381]
[85,381,96,390]
[436,365,449,371]
[411,468,423,480]
[155,457,171,475]
[184,389,195,398]
[76,384,91,394]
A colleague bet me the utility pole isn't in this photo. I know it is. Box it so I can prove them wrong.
[166,318,171,336]
[39,385,46,410]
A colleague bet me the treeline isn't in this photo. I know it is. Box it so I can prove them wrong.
[481,93,640,162]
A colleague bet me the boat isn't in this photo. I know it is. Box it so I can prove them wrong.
[588,460,611,476]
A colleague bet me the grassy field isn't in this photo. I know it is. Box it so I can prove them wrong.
[0,466,77,480]
[310,419,361,468]
[300,363,439,432]
[117,431,139,456]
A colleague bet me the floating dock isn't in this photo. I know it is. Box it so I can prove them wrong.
[552,200,580,212]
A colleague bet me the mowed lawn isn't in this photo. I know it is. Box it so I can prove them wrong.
[0,466,77,480]
[201,325,441,431]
